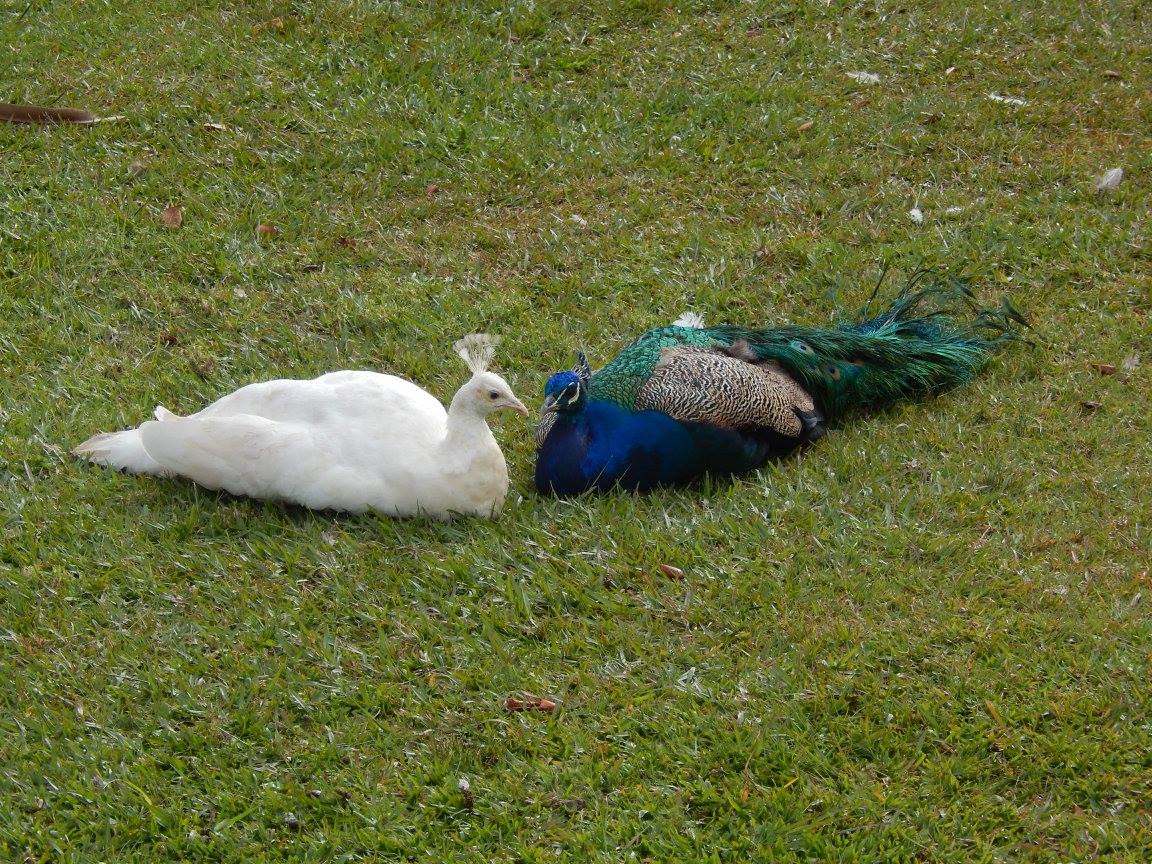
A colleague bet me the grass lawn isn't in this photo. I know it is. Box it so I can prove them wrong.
[2,0,1150,860]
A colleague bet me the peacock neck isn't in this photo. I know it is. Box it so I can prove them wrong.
[441,392,496,467]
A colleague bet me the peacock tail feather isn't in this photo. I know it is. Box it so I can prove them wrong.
[589,271,1028,421]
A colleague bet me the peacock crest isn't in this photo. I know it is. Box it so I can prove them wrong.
[574,351,592,384]
[453,333,500,375]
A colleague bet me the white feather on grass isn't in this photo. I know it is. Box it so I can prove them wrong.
[987,92,1028,107]
[673,311,706,329]
[1095,167,1124,192]
[453,333,500,374]
[846,71,881,85]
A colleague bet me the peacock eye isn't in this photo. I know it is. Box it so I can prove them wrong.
[488,390,500,399]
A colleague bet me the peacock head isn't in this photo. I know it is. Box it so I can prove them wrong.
[452,334,528,417]
[540,352,591,416]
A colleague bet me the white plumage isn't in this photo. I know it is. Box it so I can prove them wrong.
[673,311,706,329]
[72,335,528,519]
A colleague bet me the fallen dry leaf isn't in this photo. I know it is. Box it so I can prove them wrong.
[253,16,286,33]
[256,223,279,238]
[128,160,148,178]
[1102,70,1122,79]
[658,564,685,579]
[202,121,228,132]
[851,96,871,110]
[0,103,96,124]
[161,204,183,229]
[1090,362,1116,376]
[504,695,557,712]
[425,183,440,196]
[796,120,815,133]
[1080,400,1103,414]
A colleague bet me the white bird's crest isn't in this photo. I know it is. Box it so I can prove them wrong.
[673,311,706,329]
[453,333,500,374]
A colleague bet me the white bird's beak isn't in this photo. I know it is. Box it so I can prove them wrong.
[506,397,529,416]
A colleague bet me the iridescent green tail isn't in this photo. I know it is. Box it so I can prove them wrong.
[720,272,1029,419]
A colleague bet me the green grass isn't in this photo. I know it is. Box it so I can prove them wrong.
[2,0,1150,860]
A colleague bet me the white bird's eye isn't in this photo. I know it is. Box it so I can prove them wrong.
[488,390,500,400]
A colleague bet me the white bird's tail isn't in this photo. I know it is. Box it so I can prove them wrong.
[72,406,179,476]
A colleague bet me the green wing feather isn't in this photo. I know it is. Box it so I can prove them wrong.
[589,273,1027,421]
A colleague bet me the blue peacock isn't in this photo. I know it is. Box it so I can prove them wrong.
[534,274,1027,496]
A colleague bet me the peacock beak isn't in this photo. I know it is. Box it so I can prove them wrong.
[540,395,559,416]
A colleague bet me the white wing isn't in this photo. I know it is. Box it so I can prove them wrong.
[139,414,313,499]
[191,371,445,434]
[134,371,450,509]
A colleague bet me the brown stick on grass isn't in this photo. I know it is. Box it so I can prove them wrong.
[0,103,96,124]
